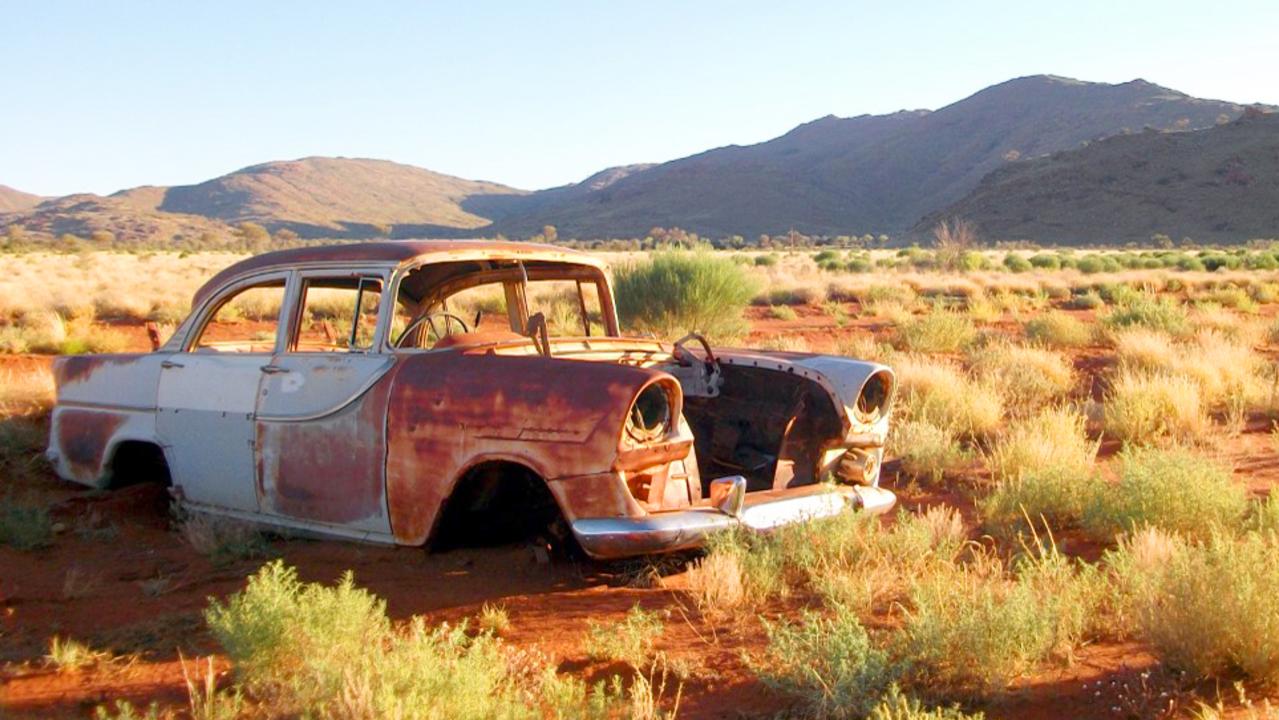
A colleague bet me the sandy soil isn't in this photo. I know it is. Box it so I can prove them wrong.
[3,309,1277,719]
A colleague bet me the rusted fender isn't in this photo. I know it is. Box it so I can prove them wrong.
[384,350,673,545]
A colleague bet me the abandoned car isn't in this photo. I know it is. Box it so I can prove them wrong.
[46,241,896,558]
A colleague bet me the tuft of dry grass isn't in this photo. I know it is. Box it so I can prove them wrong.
[893,355,1004,439]
[895,310,977,354]
[968,343,1075,411]
[889,420,970,484]
[1023,310,1093,348]
[683,551,747,618]
[1104,369,1209,446]
[986,407,1096,483]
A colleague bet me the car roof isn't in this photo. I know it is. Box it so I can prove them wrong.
[192,239,604,306]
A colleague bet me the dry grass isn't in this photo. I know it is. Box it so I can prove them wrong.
[1104,369,1210,445]
[968,343,1074,411]
[1023,310,1093,348]
[893,355,1004,439]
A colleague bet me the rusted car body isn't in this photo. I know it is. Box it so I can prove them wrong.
[46,241,896,558]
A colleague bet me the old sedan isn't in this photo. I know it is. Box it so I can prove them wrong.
[46,241,896,558]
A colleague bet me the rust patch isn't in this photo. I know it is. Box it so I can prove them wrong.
[53,354,138,387]
[384,351,669,545]
[56,409,126,483]
[256,373,395,525]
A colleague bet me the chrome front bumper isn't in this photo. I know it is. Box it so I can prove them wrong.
[571,481,896,559]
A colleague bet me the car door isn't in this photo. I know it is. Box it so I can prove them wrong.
[253,270,396,537]
[156,271,291,512]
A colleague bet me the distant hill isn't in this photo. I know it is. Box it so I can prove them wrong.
[1,75,1273,244]
[0,185,42,213]
[917,110,1279,244]
[8,191,230,243]
[490,75,1265,237]
[157,157,527,237]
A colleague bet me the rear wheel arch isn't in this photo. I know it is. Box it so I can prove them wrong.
[104,439,172,488]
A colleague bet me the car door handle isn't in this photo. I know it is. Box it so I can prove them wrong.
[260,364,289,374]
[160,359,185,369]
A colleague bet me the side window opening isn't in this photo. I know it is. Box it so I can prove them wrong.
[293,277,384,353]
[191,279,287,353]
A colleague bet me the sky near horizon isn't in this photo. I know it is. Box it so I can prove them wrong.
[4,0,1278,197]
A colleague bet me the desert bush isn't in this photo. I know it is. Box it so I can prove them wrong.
[1104,369,1209,445]
[768,304,798,321]
[868,686,986,720]
[890,420,969,484]
[893,355,1003,439]
[899,545,1099,698]
[1084,447,1247,540]
[1066,290,1104,310]
[754,253,779,267]
[1102,293,1188,336]
[895,310,977,353]
[614,251,757,340]
[583,604,666,667]
[1109,528,1279,684]
[980,466,1102,539]
[764,284,826,306]
[1113,330,1267,414]
[967,343,1074,410]
[178,511,269,566]
[0,498,53,550]
[1023,311,1092,348]
[1201,286,1258,313]
[754,607,901,718]
[1001,254,1032,273]
[206,561,614,719]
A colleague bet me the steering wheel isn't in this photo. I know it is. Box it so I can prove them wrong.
[395,311,471,348]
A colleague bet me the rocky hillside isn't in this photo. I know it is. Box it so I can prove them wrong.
[489,75,1264,237]
[0,185,42,213]
[918,111,1279,245]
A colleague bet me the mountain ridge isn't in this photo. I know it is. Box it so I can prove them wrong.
[2,74,1274,244]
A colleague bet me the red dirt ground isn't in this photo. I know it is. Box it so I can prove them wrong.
[3,307,1277,718]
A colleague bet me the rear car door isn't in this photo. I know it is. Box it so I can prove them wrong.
[156,272,291,512]
[253,270,396,537]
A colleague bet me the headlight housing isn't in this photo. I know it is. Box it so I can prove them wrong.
[625,382,673,443]
[853,369,893,425]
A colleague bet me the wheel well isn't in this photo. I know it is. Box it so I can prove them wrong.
[107,441,172,489]
[430,461,568,551]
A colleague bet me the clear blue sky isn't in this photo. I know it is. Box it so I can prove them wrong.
[4,0,1277,197]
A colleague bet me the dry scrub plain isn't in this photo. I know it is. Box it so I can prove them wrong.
[5,247,1279,719]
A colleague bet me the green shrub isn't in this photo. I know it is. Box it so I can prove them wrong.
[754,607,901,719]
[1101,293,1188,336]
[981,467,1102,539]
[615,251,757,340]
[1075,255,1105,274]
[956,251,985,271]
[1109,529,1279,684]
[754,253,779,267]
[1066,290,1104,310]
[895,311,977,353]
[890,420,969,484]
[206,561,610,719]
[1023,311,1092,348]
[0,499,53,550]
[899,547,1098,698]
[868,686,986,720]
[582,604,666,667]
[1001,254,1032,273]
[1084,447,1247,540]
[768,305,798,321]
[1028,253,1060,270]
